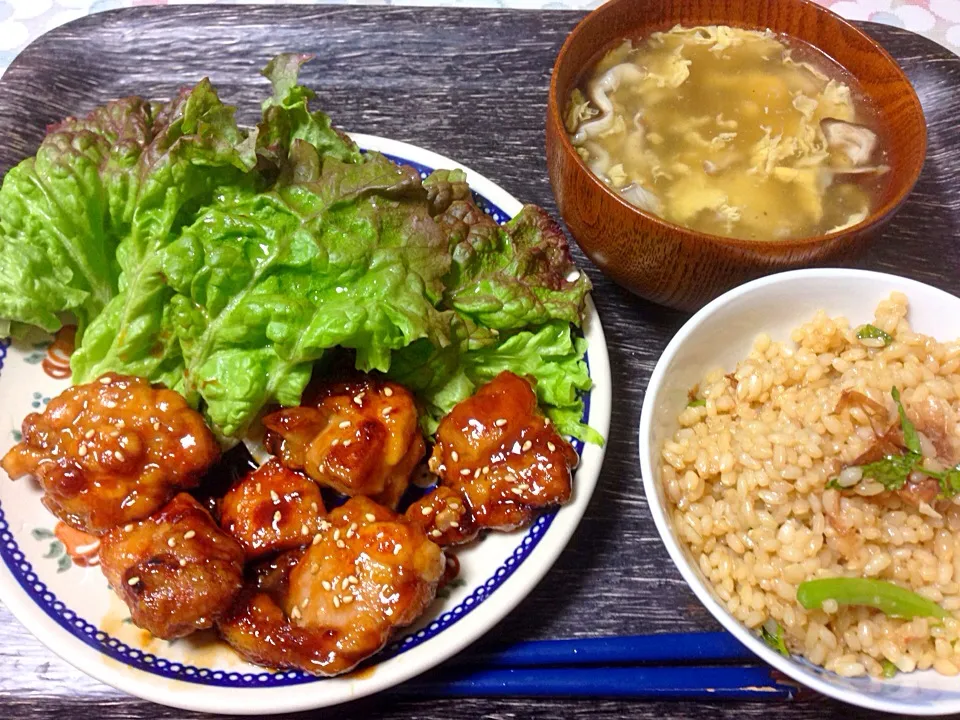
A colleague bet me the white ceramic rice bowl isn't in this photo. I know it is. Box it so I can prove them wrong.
[639,268,960,715]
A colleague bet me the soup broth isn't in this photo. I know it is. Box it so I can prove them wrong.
[566,26,888,241]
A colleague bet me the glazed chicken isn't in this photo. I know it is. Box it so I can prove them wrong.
[5,365,581,673]
[1,374,220,534]
[430,371,578,531]
[219,459,327,560]
[218,496,444,676]
[263,377,424,509]
[404,485,478,546]
[99,493,245,640]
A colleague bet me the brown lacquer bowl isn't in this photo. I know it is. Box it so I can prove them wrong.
[546,0,926,311]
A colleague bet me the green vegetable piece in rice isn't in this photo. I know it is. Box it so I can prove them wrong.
[906,463,960,499]
[891,387,922,454]
[860,451,921,491]
[881,659,899,678]
[687,398,706,408]
[833,387,924,492]
[760,620,789,657]
[797,577,949,620]
[856,324,893,346]
[936,467,960,498]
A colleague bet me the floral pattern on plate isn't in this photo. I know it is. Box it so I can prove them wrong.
[0,135,612,713]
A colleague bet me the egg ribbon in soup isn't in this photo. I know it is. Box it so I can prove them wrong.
[565,25,888,241]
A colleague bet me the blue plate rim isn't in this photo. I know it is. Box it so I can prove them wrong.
[0,152,592,688]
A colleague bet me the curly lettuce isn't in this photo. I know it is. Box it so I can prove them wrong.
[161,152,450,434]
[69,80,257,388]
[440,202,591,330]
[0,98,150,337]
[256,52,363,173]
[387,318,597,443]
[0,54,598,443]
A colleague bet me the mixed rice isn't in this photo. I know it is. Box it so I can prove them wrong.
[662,293,960,678]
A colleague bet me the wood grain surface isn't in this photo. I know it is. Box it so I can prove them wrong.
[0,5,957,719]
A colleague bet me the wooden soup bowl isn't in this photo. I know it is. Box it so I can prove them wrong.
[546,0,926,311]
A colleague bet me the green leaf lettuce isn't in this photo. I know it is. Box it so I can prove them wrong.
[388,318,598,444]
[438,198,591,331]
[0,99,149,337]
[0,55,599,445]
[68,79,258,388]
[256,53,363,173]
[161,151,450,435]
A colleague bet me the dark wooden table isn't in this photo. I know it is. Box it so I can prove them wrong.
[0,5,958,719]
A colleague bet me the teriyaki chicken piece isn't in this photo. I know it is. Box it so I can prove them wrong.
[263,377,424,509]
[1,373,220,534]
[218,496,444,676]
[99,493,245,640]
[430,371,579,531]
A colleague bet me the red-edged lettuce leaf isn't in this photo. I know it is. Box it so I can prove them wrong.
[256,53,362,175]
[160,151,450,435]
[0,98,158,336]
[70,79,257,387]
[423,168,472,216]
[439,200,591,330]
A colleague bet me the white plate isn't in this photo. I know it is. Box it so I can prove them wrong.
[639,268,960,715]
[0,134,612,715]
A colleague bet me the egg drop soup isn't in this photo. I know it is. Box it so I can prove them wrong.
[565,25,888,241]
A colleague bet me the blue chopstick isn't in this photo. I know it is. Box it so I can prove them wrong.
[463,631,757,667]
[398,665,797,701]
[389,633,795,701]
